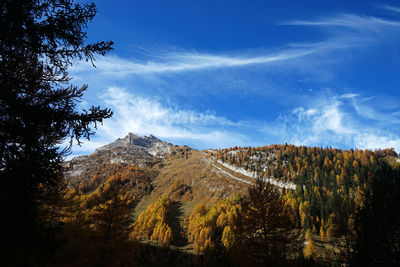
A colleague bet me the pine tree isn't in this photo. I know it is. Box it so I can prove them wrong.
[90,184,134,265]
[234,177,301,264]
[352,161,400,266]
[0,0,113,263]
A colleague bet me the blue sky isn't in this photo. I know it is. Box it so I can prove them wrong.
[68,0,400,156]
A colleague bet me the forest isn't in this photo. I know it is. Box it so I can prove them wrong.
[44,147,400,266]
[215,145,400,265]
[3,148,399,266]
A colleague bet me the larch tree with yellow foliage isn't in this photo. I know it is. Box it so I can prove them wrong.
[130,195,173,246]
[234,177,302,265]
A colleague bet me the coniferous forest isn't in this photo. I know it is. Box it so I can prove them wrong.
[1,1,400,266]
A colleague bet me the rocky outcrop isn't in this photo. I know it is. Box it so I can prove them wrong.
[65,133,173,181]
[96,133,172,157]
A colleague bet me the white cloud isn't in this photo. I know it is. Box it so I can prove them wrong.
[65,6,400,157]
[354,133,400,152]
[313,101,354,135]
[285,100,353,145]
[101,87,238,129]
[70,44,339,75]
[279,93,400,152]
[66,88,400,157]
[283,11,400,52]
[286,14,400,30]
[69,11,400,80]
[68,87,249,156]
[340,93,358,99]
[349,95,400,124]
[378,4,400,13]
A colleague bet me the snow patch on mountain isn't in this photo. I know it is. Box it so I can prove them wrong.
[217,159,297,190]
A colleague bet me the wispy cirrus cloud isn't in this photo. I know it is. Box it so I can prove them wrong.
[378,4,400,13]
[72,51,310,75]
[67,87,400,158]
[69,6,400,92]
[66,5,400,158]
[68,87,251,156]
[283,9,400,52]
[71,41,350,76]
[277,93,400,152]
[285,13,400,29]
[71,9,400,78]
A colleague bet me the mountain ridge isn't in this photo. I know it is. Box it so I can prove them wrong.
[95,132,173,157]
[61,133,400,264]
[64,133,400,218]
[64,133,252,217]
[64,133,173,186]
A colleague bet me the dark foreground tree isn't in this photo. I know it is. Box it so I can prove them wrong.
[90,176,135,266]
[352,161,400,266]
[233,177,302,265]
[57,175,134,266]
[0,0,113,264]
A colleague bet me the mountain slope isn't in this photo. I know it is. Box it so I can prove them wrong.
[134,147,250,218]
[64,133,253,218]
[65,134,400,236]
[61,133,400,263]
[65,133,173,184]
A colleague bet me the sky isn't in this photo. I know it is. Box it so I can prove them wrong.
[67,0,400,157]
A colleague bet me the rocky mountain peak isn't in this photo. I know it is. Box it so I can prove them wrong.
[66,133,173,180]
[96,133,172,157]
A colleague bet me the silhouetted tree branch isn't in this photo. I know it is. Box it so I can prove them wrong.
[0,0,113,264]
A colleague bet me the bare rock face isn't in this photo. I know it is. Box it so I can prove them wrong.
[65,133,173,181]
[95,133,172,157]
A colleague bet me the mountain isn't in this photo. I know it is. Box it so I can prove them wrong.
[95,132,173,157]
[65,133,172,185]
[64,133,254,216]
[65,134,400,213]
[62,133,400,263]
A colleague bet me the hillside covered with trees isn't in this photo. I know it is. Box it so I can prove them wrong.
[215,145,400,265]
[38,148,399,266]
[33,144,399,266]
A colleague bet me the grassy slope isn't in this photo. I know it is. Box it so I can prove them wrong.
[134,148,249,219]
